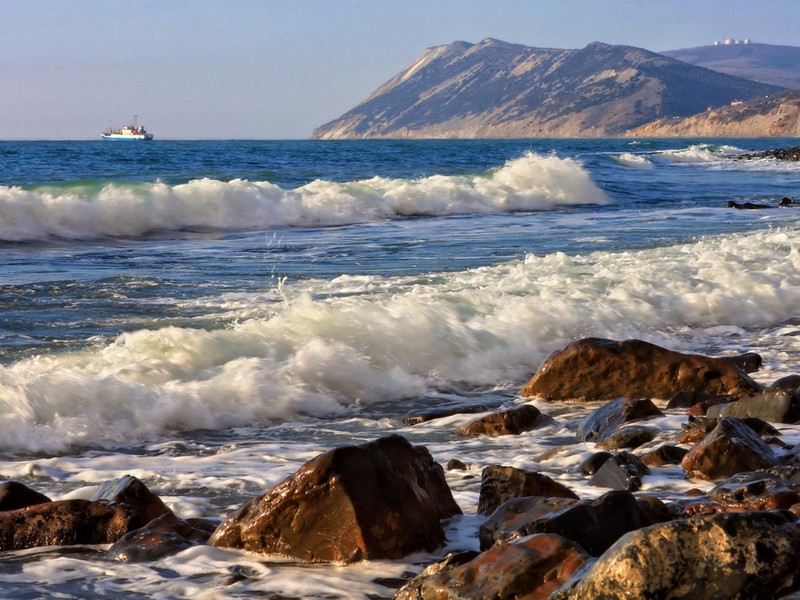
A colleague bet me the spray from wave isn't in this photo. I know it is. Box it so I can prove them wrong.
[0,152,610,242]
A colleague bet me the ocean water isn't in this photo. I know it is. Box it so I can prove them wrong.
[1,138,800,598]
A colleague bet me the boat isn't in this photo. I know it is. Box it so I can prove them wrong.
[101,116,154,141]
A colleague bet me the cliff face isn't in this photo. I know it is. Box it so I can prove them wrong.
[312,39,783,139]
[626,89,800,138]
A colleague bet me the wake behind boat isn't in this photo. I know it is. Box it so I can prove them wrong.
[101,116,153,141]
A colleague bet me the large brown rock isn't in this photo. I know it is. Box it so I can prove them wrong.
[478,465,579,516]
[681,417,778,481]
[552,511,800,599]
[395,534,589,600]
[0,499,141,551]
[208,435,461,563]
[91,475,172,525]
[521,338,761,402]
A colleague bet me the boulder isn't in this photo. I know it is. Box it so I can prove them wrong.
[456,404,554,437]
[720,352,762,373]
[520,490,666,556]
[576,397,663,443]
[478,465,579,516]
[208,435,461,563]
[706,389,800,424]
[108,512,214,562]
[681,417,778,481]
[0,481,51,511]
[395,551,480,600]
[0,499,141,551]
[640,444,689,467]
[597,426,656,450]
[709,471,800,511]
[396,534,589,600]
[588,452,650,492]
[91,474,172,525]
[521,338,761,402]
[769,374,800,391]
[479,496,579,550]
[552,511,800,599]
[575,452,613,476]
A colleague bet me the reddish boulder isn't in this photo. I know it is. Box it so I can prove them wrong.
[457,404,554,437]
[478,465,579,516]
[521,338,761,402]
[479,496,579,549]
[396,534,589,600]
[681,417,778,481]
[91,475,173,525]
[0,481,51,511]
[209,435,461,563]
[0,499,141,551]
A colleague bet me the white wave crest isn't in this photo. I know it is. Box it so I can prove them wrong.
[0,152,610,242]
[3,226,800,451]
[656,143,741,164]
[612,152,655,169]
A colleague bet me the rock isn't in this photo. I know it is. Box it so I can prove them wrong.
[479,496,580,550]
[0,481,51,511]
[769,374,800,391]
[395,551,480,600]
[456,404,554,437]
[445,458,467,471]
[727,200,772,209]
[675,415,719,444]
[521,338,760,402]
[576,397,663,443]
[597,426,656,450]
[575,452,613,476]
[403,398,505,425]
[640,444,689,467]
[478,465,579,516]
[706,389,800,424]
[208,435,461,563]
[720,352,763,373]
[396,534,589,600]
[681,417,779,481]
[108,512,214,562]
[521,490,666,556]
[0,499,141,551]
[588,452,650,492]
[709,472,800,511]
[667,390,737,410]
[552,511,800,599]
[91,475,172,525]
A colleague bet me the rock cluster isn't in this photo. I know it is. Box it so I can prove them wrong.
[4,336,800,598]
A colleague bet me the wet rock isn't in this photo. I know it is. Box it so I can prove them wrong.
[720,352,763,373]
[445,458,467,471]
[575,452,613,476]
[403,399,504,425]
[479,496,579,550]
[706,389,800,424]
[727,200,772,209]
[91,474,172,525]
[640,444,689,467]
[0,481,51,511]
[597,426,656,450]
[209,435,461,563]
[478,465,579,516]
[521,338,761,402]
[769,374,800,391]
[709,471,800,511]
[521,490,666,556]
[681,417,778,481]
[675,415,719,444]
[108,512,214,562]
[666,390,736,410]
[395,551,480,600]
[456,404,554,437]
[576,397,663,443]
[396,534,589,600]
[588,452,649,492]
[551,511,800,599]
[0,499,141,551]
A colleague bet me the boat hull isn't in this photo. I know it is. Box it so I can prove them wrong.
[101,134,153,141]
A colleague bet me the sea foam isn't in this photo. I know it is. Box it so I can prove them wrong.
[0,152,610,242]
[2,226,800,452]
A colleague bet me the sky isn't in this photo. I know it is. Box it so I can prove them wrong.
[2,0,799,140]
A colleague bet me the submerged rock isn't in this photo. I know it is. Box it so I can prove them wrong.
[521,338,761,402]
[209,434,461,563]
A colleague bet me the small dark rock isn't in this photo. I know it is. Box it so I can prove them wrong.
[576,397,663,443]
[588,452,650,492]
[597,426,656,450]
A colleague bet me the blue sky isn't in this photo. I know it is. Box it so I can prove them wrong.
[2,0,799,140]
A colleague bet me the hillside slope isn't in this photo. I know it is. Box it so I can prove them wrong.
[312,39,782,139]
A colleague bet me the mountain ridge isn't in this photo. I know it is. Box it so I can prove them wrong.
[312,39,787,139]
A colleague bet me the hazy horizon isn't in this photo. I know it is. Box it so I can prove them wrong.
[3,0,799,140]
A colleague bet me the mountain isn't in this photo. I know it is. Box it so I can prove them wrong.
[662,43,800,88]
[312,39,783,139]
[626,89,800,138]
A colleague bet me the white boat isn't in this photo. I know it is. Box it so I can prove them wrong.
[101,116,154,141]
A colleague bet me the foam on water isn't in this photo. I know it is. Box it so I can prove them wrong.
[611,152,655,169]
[2,225,800,453]
[0,152,610,242]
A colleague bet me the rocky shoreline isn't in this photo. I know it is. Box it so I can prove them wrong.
[4,337,800,598]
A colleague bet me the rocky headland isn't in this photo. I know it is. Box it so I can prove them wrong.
[5,335,800,598]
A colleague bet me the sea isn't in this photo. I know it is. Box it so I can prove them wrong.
[1,137,800,598]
